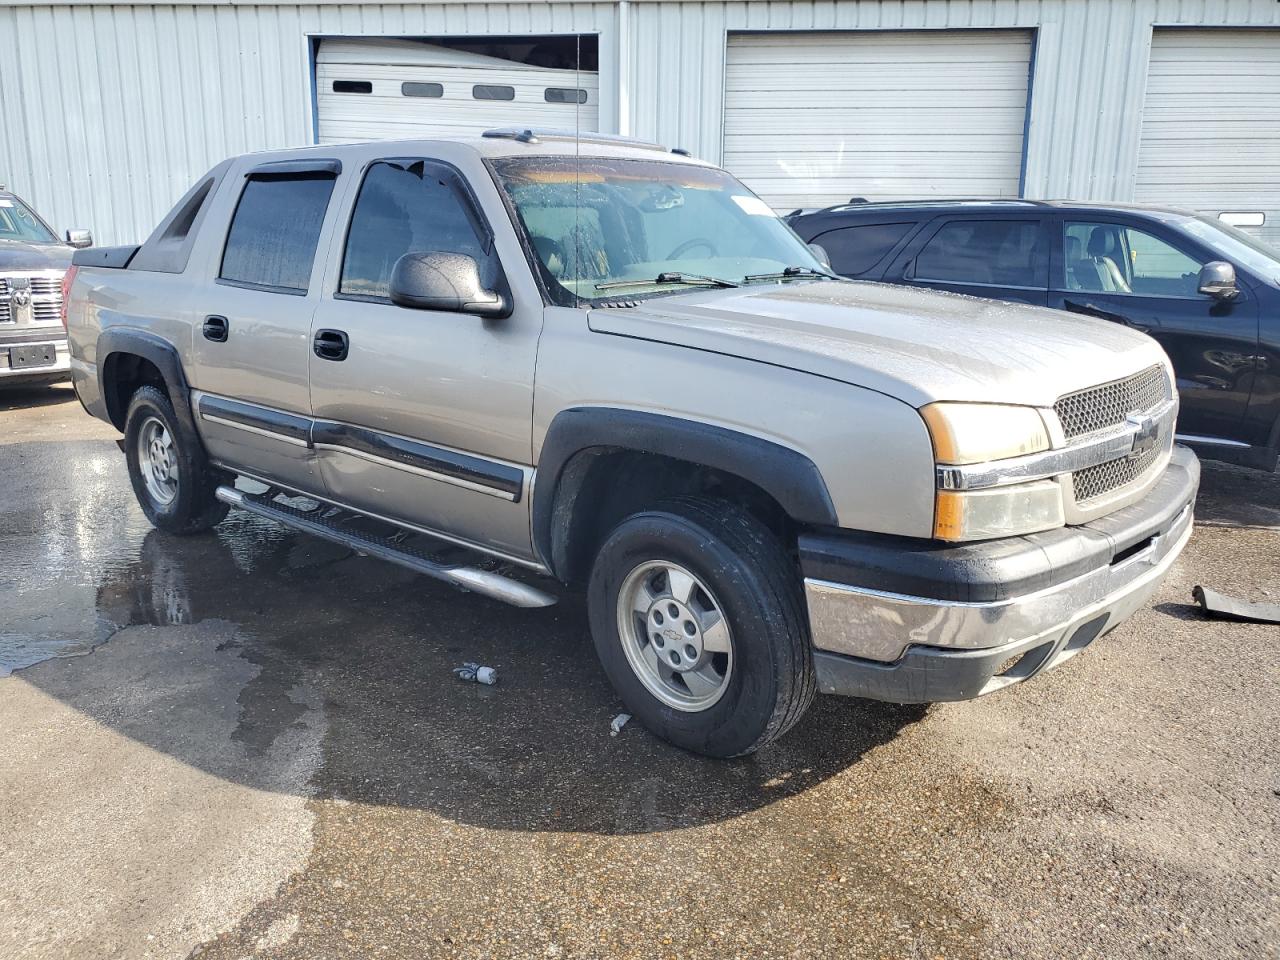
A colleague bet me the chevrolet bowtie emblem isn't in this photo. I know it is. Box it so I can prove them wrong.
[1127,414,1159,459]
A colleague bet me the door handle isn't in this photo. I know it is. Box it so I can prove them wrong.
[313,328,349,361]
[202,315,229,342]
[1062,299,1150,332]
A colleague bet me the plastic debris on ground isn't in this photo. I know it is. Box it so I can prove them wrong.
[453,662,498,685]
[1192,585,1280,625]
[610,713,631,736]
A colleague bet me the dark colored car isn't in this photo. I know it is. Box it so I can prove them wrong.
[0,186,92,387]
[789,200,1280,471]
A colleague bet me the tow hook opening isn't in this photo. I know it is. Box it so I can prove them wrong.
[1111,535,1156,566]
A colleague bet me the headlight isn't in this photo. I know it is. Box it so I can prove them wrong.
[920,402,1050,464]
[921,402,1062,542]
[934,481,1065,541]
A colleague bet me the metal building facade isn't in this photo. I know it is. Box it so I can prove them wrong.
[1,0,1277,245]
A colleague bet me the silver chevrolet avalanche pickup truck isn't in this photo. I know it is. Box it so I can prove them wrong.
[67,132,1199,757]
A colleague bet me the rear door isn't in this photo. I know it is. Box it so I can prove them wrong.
[888,216,1049,305]
[306,152,542,561]
[1047,215,1260,443]
[187,158,344,492]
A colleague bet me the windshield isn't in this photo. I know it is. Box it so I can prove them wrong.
[491,156,824,304]
[0,197,57,244]
[1180,215,1280,282]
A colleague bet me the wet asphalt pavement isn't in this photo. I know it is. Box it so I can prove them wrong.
[1,384,1278,960]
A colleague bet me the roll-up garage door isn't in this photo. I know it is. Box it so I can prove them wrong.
[317,39,599,143]
[1136,29,1280,246]
[723,30,1033,212]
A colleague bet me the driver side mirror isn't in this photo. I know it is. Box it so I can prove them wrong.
[65,229,93,249]
[1198,261,1238,301]
[808,242,831,269]
[389,252,510,318]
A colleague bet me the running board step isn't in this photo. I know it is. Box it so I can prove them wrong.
[215,485,557,608]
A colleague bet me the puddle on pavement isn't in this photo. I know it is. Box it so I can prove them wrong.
[0,442,302,676]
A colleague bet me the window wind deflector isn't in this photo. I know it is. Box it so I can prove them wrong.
[246,158,342,180]
[376,157,496,257]
[595,272,739,292]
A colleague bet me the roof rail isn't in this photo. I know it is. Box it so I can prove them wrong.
[481,128,682,155]
[801,197,1052,217]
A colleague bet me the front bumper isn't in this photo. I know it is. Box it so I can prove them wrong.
[0,336,70,382]
[804,446,1199,703]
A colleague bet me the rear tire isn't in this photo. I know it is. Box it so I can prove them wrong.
[587,496,815,757]
[124,385,229,534]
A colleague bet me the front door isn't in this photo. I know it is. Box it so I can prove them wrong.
[1048,218,1259,442]
[307,156,542,561]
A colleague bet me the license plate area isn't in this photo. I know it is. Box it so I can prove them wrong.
[7,343,57,369]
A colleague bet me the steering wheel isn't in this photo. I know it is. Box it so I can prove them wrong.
[667,237,718,259]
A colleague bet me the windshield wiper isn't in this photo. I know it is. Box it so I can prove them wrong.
[595,271,739,291]
[742,265,841,283]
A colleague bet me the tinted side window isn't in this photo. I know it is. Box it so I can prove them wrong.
[813,222,914,276]
[220,177,335,293]
[915,219,1045,288]
[1063,221,1205,297]
[340,161,496,300]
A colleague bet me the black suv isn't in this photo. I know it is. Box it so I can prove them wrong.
[789,200,1280,471]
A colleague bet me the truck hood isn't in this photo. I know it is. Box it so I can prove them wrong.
[0,240,72,272]
[587,280,1169,408]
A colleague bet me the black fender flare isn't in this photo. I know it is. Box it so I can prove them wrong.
[97,328,197,438]
[532,407,838,576]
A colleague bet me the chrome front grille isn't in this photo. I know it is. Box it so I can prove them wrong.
[0,271,64,327]
[1054,365,1174,507]
[28,276,62,297]
[1054,365,1172,441]
[1072,442,1163,504]
[31,301,62,322]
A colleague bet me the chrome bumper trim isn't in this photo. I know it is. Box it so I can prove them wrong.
[0,339,70,378]
[805,503,1193,664]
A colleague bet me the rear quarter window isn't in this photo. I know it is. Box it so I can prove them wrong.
[812,222,915,276]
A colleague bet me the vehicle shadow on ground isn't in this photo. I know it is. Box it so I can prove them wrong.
[0,382,74,411]
[6,437,926,835]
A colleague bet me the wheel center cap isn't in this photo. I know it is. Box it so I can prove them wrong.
[647,599,703,672]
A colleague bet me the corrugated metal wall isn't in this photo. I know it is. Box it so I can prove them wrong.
[0,2,617,244]
[1,0,1278,245]
[624,0,1280,200]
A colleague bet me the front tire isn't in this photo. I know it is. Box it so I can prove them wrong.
[587,496,815,757]
[124,384,229,534]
